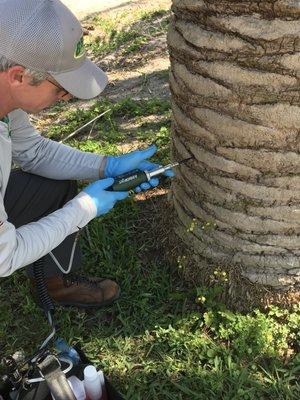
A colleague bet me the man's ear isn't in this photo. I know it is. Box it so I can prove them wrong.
[7,66,26,87]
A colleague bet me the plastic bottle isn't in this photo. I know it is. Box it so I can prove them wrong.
[98,370,105,387]
[55,338,81,366]
[68,376,86,400]
[84,365,102,400]
[98,370,107,400]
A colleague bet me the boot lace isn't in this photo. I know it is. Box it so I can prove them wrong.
[63,275,99,288]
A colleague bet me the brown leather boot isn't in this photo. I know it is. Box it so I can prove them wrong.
[31,275,120,309]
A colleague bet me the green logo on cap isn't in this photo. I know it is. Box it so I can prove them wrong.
[74,36,85,59]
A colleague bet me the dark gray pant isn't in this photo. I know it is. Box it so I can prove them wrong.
[4,170,81,277]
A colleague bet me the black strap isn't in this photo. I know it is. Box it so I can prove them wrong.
[37,355,76,400]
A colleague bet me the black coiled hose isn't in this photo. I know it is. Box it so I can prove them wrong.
[32,257,54,313]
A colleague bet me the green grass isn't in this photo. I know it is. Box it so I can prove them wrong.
[45,97,172,163]
[88,8,169,57]
[2,199,300,399]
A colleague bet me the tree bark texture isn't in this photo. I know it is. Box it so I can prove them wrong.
[168,0,300,296]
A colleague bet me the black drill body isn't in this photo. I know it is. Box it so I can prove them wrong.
[109,158,192,192]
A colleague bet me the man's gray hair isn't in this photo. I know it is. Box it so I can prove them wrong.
[0,55,48,85]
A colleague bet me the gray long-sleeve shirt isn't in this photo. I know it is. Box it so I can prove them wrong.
[0,108,103,277]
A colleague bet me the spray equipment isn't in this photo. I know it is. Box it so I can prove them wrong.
[0,258,73,399]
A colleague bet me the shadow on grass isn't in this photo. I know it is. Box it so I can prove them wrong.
[86,7,170,72]
[41,68,170,135]
[103,69,170,102]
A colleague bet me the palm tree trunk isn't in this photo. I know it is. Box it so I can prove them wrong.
[168,0,300,308]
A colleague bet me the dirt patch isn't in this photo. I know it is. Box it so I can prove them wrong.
[61,0,132,20]
[102,57,170,102]
[85,0,172,102]
[91,0,171,19]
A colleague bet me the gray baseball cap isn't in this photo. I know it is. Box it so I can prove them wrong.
[0,0,108,99]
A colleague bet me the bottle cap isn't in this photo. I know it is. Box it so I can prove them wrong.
[84,365,98,381]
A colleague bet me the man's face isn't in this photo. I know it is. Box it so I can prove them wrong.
[9,67,73,113]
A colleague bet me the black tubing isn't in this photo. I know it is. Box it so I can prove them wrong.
[32,257,54,313]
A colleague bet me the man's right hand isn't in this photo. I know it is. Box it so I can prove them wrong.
[83,178,128,217]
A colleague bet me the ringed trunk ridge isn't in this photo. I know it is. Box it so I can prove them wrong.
[168,0,300,294]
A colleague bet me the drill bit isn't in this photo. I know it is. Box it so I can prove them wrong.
[148,156,193,179]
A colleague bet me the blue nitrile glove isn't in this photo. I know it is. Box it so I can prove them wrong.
[104,144,175,192]
[83,178,128,217]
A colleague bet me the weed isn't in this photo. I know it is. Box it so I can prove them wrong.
[201,221,217,231]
